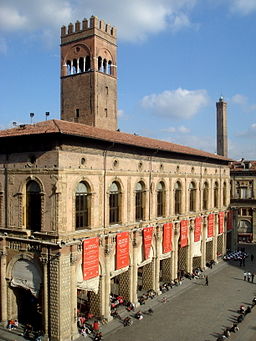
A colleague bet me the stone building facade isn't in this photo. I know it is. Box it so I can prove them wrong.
[230,160,256,243]
[0,16,231,341]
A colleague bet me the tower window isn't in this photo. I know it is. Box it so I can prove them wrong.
[72,59,78,74]
[98,57,102,71]
[85,56,90,71]
[105,108,108,117]
[76,109,80,118]
[107,61,112,75]
[66,60,71,75]
[103,59,107,73]
[79,57,84,73]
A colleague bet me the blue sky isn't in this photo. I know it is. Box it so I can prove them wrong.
[0,0,255,160]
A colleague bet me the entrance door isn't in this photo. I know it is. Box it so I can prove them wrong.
[13,287,42,330]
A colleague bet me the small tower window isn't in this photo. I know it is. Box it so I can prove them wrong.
[66,60,71,75]
[98,57,102,71]
[79,57,84,72]
[103,59,107,73]
[107,61,112,75]
[73,59,78,74]
[85,56,90,71]
[76,109,80,118]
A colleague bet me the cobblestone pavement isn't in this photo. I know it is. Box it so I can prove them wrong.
[1,243,256,341]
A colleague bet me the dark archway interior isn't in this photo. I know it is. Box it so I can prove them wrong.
[13,287,42,330]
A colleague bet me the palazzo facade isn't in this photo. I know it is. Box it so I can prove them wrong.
[0,16,231,341]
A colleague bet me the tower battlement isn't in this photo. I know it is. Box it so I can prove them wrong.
[61,16,116,40]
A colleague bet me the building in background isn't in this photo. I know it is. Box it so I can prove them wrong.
[230,160,256,244]
[0,16,231,341]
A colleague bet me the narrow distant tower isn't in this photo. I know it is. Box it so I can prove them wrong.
[60,16,117,131]
[216,96,228,157]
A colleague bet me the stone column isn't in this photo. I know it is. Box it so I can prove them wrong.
[213,214,218,262]
[70,250,79,340]
[201,216,207,268]
[0,248,7,322]
[154,227,161,294]
[172,223,180,278]
[188,220,194,273]
[40,254,49,340]
[131,232,139,304]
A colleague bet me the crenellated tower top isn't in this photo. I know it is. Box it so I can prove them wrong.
[61,16,117,44]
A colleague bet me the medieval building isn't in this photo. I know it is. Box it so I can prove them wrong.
[0,16,231,341]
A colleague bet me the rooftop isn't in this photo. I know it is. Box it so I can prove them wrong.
[0,119,231,162]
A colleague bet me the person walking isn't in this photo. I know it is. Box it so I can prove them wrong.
[252,273,255,283]
[243,271,247,281]
[205,276,208,286]
[247,271,251,282]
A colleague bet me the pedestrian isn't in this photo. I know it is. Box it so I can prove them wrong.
[252,273,255,283]
[243,271,247,281]
[247,271,251,282]
[93,320,100,333]
[243,257,245,266]
[251,254,254,262]
[205,276,208,286]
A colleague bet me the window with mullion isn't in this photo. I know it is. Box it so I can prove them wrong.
[109,192,119,224]
[136,191,144,221]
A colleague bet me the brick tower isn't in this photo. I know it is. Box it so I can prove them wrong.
[60,16,117,131]
[216,96,228,157]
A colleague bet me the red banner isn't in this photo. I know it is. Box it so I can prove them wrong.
[83,237,99,280]
[143,227,154,259]
[218,212,224,234]
[207,214,214,238]
[194,217,202,242]
[163,223,173,253]
[180,220,188,248]
[116,232,130,270]
[227,210,233,230]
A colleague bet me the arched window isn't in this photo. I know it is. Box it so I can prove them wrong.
[66,60,71,75]
[26,180,41,231]
[203,182,209,210]
[175,181,182,215]
[103,59,107,73]
[214,182,219,208]
[85,56,90,71]
[72,59,77,74]
[98,56,102,71]
[109,181,121,224]
[107,61,112,75]
[135,181,145,221]
[157,181,165,217]
[189,182,196,212]
[79,57,84,73]
[75,182,91,229]
[223,182,227,206]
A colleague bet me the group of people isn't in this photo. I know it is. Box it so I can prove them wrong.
[216,297,256,340]
[138,289,157,305]
[243,270,255,282]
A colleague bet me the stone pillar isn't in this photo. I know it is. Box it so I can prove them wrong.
[213,214,218,262]
[188,220,194,273]
[0,247,7,322]
[70,250,79,340]
[131,232,139,304]
[201,216,207,268]
[103,253,111,321]
[142,261,154,291]
[40,254,49,340]
[154,227,161,293]
[172,223,180,278]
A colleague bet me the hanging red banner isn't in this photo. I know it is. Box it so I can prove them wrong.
[194,217,202,242]
[163,223,173,253]
[180,220,188,248]
[227,210,233,230]
[116,232,130,270]
[207,214,214,238]
[83,237,99,280]
[218,212,224,234]
[143,227,154,259]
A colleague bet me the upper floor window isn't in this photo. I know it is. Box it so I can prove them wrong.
[223,182,227,206]
[189,182,196,212]
[175,181,182,215]
[26,180,41,231]
[135,181,145,221]
[157,181,165,217]
[214,182,219,208]
[109,181,121,224]
[75,182,91,229]
[203,182,209,210]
